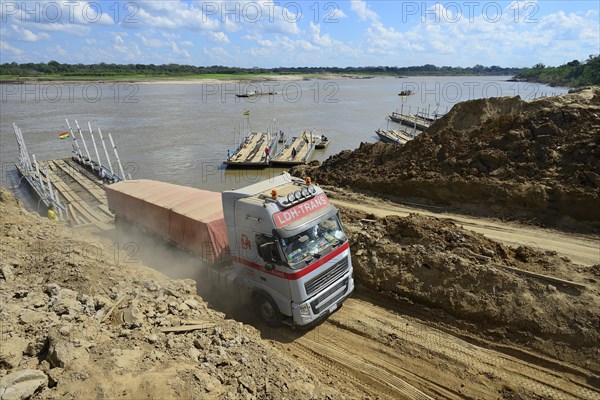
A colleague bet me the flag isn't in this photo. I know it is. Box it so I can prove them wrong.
[243,110,250,116]
[58,132,70,139]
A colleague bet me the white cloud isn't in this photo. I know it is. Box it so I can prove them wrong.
[350,0,379,23]
[10,25,50,42]
[161,32,180,40]
[22,22,91,37]
[135,33,166,48]
[0,40,24,55]
[207,31,230,44]
[170,41,191,58]
[309,22,333,47]
[136,2,220,32]
[110,33,142,61]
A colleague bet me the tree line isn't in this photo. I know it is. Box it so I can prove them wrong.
[515,55,599,87]
[0,62,523,77]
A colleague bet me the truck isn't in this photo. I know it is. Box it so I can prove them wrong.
[105,173,354,326]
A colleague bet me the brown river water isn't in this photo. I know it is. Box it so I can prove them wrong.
[1,76,566,194]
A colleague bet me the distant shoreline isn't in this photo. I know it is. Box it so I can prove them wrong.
[0,73,528,85]
[0,74,351,85]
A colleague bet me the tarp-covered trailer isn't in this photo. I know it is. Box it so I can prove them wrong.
[105,180,230,264]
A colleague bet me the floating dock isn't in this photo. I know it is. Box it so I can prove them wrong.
[375,129,413,145]
[225,131,278,168]
[387,104,447,132]
[12,121,127,229]
[270,133,317,167]
[387,112,431,131]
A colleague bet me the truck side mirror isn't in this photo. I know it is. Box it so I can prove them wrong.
[258,242,275,263]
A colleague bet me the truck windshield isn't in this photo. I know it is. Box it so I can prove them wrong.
[279,215,346,268]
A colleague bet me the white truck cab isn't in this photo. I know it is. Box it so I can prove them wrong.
[221,173,354,326]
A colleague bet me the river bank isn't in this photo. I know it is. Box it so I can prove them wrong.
[294,86,600,232]
[0,73,343,85]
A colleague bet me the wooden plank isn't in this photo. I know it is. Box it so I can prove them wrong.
[44,168,104,223]
[159,324,215,333]
[55,159,106,200]
[495,264,588,290]
[52,159,107,203]
[67,204,84,225]
[97,204,113,218]
[101,295,127,323]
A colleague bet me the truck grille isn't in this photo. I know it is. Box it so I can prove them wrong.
[304,257,349,297]
[310,278,348,315]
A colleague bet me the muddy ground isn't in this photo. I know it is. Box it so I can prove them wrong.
[295,87,600,232]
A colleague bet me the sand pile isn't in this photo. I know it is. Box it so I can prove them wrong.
[339,207,600,372]
[297,87,600,230]
[0,189,339,399]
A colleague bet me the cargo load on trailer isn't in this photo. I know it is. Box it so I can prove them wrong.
[105,180,229,264]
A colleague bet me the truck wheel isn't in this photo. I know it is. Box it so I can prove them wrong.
[254,293,282,326]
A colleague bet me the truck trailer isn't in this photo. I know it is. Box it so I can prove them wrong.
[105,173,354,326]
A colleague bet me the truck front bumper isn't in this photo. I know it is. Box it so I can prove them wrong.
[291,273,354,326]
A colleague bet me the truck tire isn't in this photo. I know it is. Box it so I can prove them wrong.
[254,293,282,326]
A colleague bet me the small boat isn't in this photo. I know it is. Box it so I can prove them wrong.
[398,90,413,96]
[235,91,277,98]
[375,129,413,145]
[315,135,330,149]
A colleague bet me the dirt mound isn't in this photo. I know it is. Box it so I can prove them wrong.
[0,189,341,399]
[296,87,600,230]
[339,208,600,372]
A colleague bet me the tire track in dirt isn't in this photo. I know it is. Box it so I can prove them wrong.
[340,299,599,399]
[275,298,600,399]
[295,336,440,400]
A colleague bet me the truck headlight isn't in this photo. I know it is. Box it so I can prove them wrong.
[298,303,310,316]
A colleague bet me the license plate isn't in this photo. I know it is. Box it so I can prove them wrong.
[329,303,337,313]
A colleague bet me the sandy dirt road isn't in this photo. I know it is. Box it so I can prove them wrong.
[267,298,600,399]
[330,196,600,266]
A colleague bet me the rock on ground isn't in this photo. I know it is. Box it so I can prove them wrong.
[0,369,48,400]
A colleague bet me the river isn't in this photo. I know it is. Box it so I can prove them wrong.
[0,76,567,192]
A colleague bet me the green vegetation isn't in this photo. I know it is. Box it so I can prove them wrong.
[515,55,600,87]
[0,61,522,81]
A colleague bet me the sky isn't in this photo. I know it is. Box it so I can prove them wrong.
[0,0,598,67]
